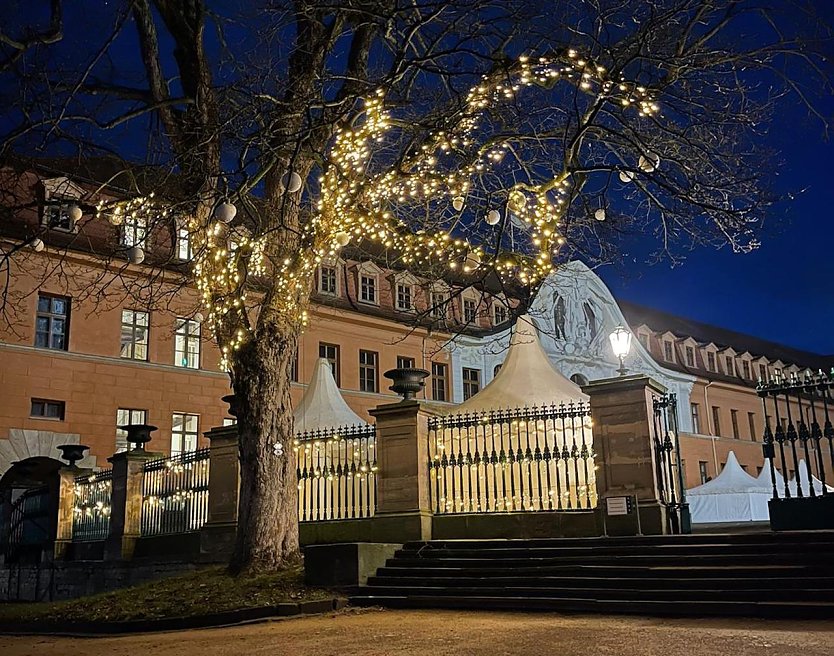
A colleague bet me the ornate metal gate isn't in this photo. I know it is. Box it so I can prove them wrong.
[651,393,690,534]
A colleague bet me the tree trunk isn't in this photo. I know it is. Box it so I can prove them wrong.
[228,311,300,574]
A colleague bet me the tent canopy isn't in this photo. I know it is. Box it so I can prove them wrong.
[687,452,758,496]
[452,314,587,414]
[686,451,770,523]
[788,459,834,495]
[293,358,367,432]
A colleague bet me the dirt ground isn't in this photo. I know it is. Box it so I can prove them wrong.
[2,608,834,656]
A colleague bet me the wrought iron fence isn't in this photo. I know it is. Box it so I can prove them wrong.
[141,449,210,536]
[2,485,52,560]
[72,469,113,541]
[427,403,597,515]
[759,371,834,500]
[651,393,690,534]
[296,424,377,521]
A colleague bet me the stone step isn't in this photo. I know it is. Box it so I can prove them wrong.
[349,594,834,619]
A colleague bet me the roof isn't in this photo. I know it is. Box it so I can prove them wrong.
[686,452,759,495]
[449,314,587,413]
[619,299,834,371]
[293,358,368,432]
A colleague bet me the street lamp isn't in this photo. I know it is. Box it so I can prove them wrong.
[609,325,633,376]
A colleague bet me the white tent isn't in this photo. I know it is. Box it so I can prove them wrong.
[686,452,771,523]
[453,314,587,414]
[293,357,368,433]
[754,464,785,495]
[787,459,834,496]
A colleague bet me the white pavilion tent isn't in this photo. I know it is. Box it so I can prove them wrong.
[686,451,771,523]
[293,357,368,432]
[754,463,785,495]
[787,459,834,497]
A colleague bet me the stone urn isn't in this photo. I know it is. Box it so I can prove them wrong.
[57,444,89,467]
[118,424,158,451]
[222,394,240,418]
[384,367,430,401]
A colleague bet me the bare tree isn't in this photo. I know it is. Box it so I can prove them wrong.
[0,0,830,572]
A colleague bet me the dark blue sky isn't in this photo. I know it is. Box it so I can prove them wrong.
[599,101,834,356]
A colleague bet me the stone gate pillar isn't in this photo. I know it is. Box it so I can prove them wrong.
[199,424,240,560]
[104,449,161,561]
[585,374,670,535]
[369,400,438,542]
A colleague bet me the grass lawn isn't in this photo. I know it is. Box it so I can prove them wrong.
[0,565,334,623]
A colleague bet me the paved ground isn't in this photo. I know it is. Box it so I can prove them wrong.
[2,608,834,656]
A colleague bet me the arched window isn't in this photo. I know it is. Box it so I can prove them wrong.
[583,302,598,340]
[571,373,589,386]
[554,295,566,340]
[493,363,502,377]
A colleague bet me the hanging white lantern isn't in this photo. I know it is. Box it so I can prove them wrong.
[485,209,501,226]
[335,231,351,247]
[69,204,83,222]
[638,152,660,173]
[619,170,635,183]
[128,246,145,264]
[594,208,606,222]
[194,312,204,323]
[452,196,465,212]
[215,202,237,224]
[31,238,45,252]
[465,251,482,268]
[281,171,303,194]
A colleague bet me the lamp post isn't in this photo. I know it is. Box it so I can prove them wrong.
[609,325,633,376]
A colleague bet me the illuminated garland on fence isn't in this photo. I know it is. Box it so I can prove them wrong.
[97,51,659,369]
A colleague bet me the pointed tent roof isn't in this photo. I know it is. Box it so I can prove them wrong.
[293,358,367,432]
[687,452,760,495]
[453,314,587,414]
[754,463,785,491]
[788,459,834,495]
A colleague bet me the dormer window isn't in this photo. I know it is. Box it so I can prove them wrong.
[177,228,192,261]
[685,346,695,367]
[121,214,147,247]
[40,177,83,233]
[319,265,338,295]
[44,203,75,231]
[663,341,674,362]
[638,333,649,349]
[707,351,716,371]
[494,302,508,326]
[463,298,477,323]
[742,360,751,379]
[396,283,413,311]
[431,292,447,319]
[726,356,735,376]
[360,273,377,304]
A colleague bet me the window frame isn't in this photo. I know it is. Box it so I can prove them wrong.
[748,412,758,442]
[176,227,193,261]
[121,213,148,248]
[395,283,414,312]
[359,273,378,304]
[174,317,201,369]
[319,342,340,386]
[663,340,674,362]
[730,409,740,439]
[431,362,448,402]
[462,367,481,401]
[318,265,338,296]
[116,408,148,451]
[120,309,150,361]
[396,355,416,369]
[35,293,70,351]
[359,349,379,393]
[711,406,722,437]
[171,412,199,456]
[493,302,508,326]
[30,398,65,421]
[462,297,477,324]
[690,403,701,434]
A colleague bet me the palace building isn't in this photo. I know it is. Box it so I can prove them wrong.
[2,160,832,490]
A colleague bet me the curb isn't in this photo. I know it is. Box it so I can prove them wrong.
[0,597,348,636]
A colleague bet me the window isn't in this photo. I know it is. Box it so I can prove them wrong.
[319,342,340,386]
[494,303,508,326]
[121,214,147,247]
[223,418,237,427]
[397,355,415,369]
[360,274,377,304]
[35,294,70,350]
[431,292,447,319]
[742,361,751,380]
[463,298,477,323]
[116,408,147,451]
[731,409,740,439]
[177,228,192,260]
[570,372,589,386]
[43,202,76,231]
[120,309,149,360]
[726,356,735,376]
[319,266,337,295]
[30,399,65,420]
[174,318,201,369]
[396,283,413,311]
[707,351,716,372]
[359,350,379,393]
[431,362,448,401]
[748,412,757,442]
[663,341,674,362]
[685,346,695,367]
[774,368,782,381]
[711,406,721,437]
[638,333,649,349]
[699,461,709,485]
[759,364,767,381]
[690,403,701,434]
[171,413,199,455]
[462,367,481,400]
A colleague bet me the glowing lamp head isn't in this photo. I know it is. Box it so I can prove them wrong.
[609,325,633,360]
[452,196,465,212]
[69,204,83,222]
[127,246,145,265]
[485,209,501,226]
[594,208,606,222]
[335,231,351,247]
[281,171,303,194]
[215,202,237,224]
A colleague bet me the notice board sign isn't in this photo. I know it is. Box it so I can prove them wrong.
[606,496,632,516]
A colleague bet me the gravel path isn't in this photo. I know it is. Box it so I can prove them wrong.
[2,608,834,656]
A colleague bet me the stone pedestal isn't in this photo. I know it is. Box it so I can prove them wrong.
[369,400,438,542]
[104,449,162,561]
[53,466,91,559]
[586,375,670,535]
[199,425,240,560]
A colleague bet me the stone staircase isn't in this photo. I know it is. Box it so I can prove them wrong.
[350,532,834,618]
